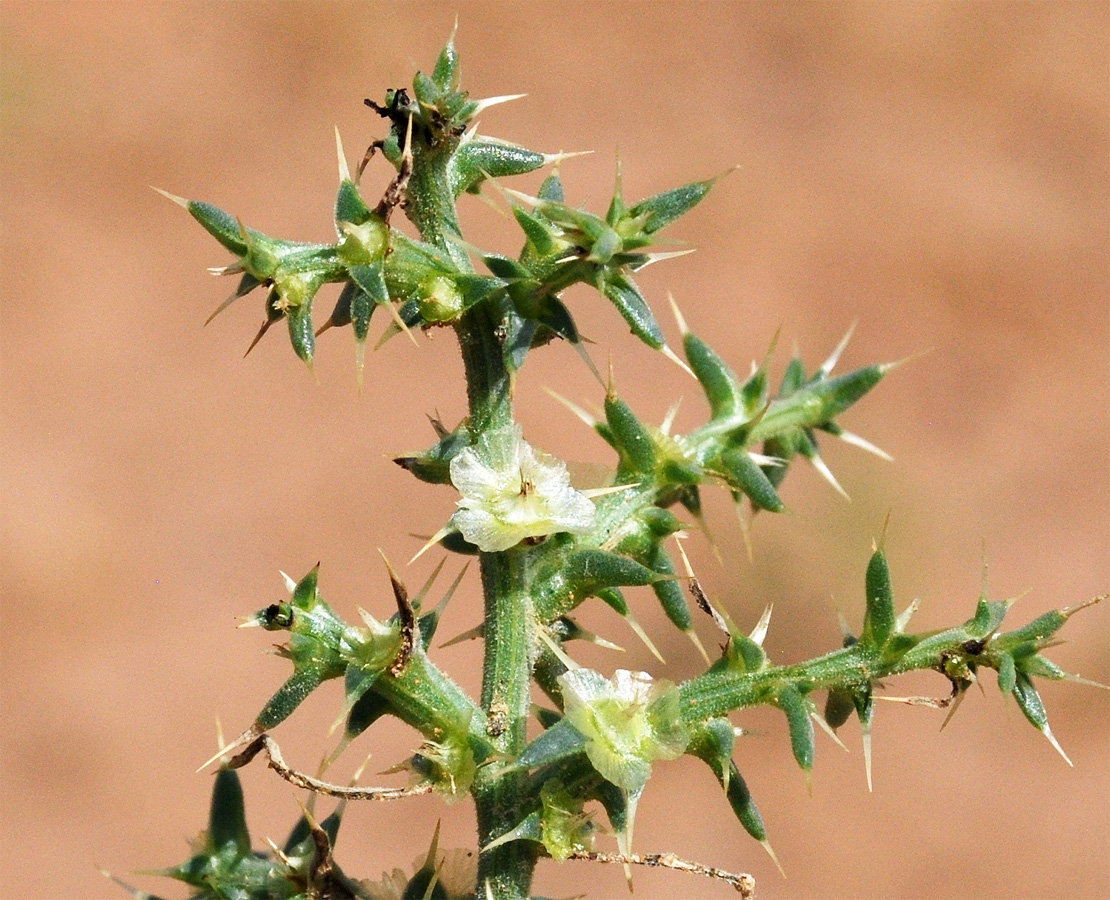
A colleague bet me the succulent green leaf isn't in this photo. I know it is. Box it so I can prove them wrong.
[628,179,713,234]
[502,308,539,372]
[645,546,693,632]
[394,419,471,485]
[853,683,874,729]
[513,205,561,258]
[596,586,630,617]
[604,392,657,475]
[335,178,372,227]
[724,632,768,673]
[539,172,565,202]
[345,686,390,741]
[254,667,327,731]
[689,717,736,777]
[824,687,856,730]
[487,810,545,854]
[235,271,263,299]
[861,548,896,648]
[483,253,531,280]
[1012,671,1049,732]
[588,225,622,264]
[689,725,768,844]
[675,483,703,520]
[344,664,384,716]
[747,364,887,443]
[207,768,251,857]
[636,506,685,539]
[350,284,375,343]
[717,447,784,512]
[451,140,548,196]
[685,331,745,418]
[535,706,563,730]
[452,274,507,313]
[997,650,1018,695]
[777,685,815,772]
[564,549,658,594]
[1014,654,1070,681]
[995,609,1069,649]
[517,717,589,771]
[349,260,390,303]
[286,302,315,364]
[600,273,664,349]
[432,39,459,90]
[722,761,767,842]
[740,365,769,416]
[412,70,442,106]
[187,200,249,256]
[535,550,657,622]
[534,296,581,346]
[592,778,629,837]
[811,365,887,420]
[292,566,319,608]
[779,356,808,395]
[322,280,357,332]
[967,596,1010,639]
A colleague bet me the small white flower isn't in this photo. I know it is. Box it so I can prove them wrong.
[448,425,595,552]
[559,668,689,795]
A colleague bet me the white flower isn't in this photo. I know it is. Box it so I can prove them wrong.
[448,425,595,552]
[558,668,689,795]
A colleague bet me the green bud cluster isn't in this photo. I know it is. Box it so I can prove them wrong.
[106,765,356,900]
[245,566,492,794]
[167,32,715,383]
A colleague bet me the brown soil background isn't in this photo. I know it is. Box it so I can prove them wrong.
[2,3,1107,899]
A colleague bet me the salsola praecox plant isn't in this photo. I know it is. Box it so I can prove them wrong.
[109,31,1105,900]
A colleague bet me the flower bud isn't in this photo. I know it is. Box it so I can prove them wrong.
[418,274,464,323]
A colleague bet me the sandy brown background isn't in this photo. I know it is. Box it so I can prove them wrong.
[2,3,1107,899]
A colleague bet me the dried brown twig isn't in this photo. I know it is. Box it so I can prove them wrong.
[228,733,433,801]
[566,850,755,897]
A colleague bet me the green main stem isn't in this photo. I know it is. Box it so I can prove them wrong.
[457,304,539,900]
[408,155,538,898]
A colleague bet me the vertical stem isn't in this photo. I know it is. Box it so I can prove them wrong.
[409,151,537,897]
[455,304,538,899]
[473,547,539,898]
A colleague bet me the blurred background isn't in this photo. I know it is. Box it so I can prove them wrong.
[2,3,1107,898]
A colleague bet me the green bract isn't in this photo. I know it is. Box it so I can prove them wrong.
[135,30,1104,900]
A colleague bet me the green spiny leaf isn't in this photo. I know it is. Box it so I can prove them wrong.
[628,178,714,234]
[432,38,459,90]
[517,718,589,771]
[604,392,657,475]
[862,548,896,648]
[685,330,745,418]
[207,768,251,857]
[600,272,664,349]
[777,685,815,772]
[717,447,784,513]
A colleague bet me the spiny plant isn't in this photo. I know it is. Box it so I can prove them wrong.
[111,31,1104,900]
